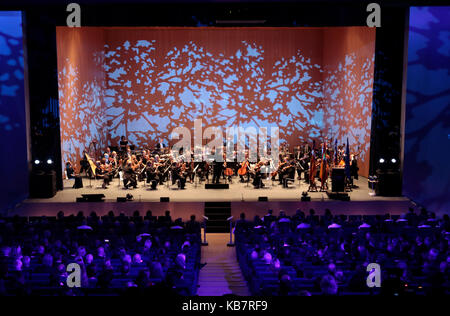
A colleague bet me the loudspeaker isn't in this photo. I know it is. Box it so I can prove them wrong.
[30,171,57,198]
[301,196,311,202]
[80,194,105,202]
[117,197,127,202]
[205,183,229,189]
[331,168,345,192]
[376,171,402,196]
[73,176,83,189]
[160,197,170,202]
[258,196,268,201]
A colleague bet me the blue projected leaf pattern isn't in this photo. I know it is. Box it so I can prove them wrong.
[58,58,107,165]
[403,7,450,214]
[0,11,28,213]
[324,53,374,166]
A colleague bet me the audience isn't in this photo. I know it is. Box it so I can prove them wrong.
[235,207,450,296]
[0,211,201,296]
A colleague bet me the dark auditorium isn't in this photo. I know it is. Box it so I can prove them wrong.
[0,0,449,304]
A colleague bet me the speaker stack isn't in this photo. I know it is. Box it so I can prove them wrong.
[375,170,402,196]
[30,170,57,198]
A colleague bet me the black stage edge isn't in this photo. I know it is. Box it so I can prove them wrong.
[205,183,229,189]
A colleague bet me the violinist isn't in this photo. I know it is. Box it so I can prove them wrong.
[123,161,137,189]
[109,151,118,168]
[281,161,296,188]
[273,157,289,184]
[98,158,113,189]
[171,162,186,189]
[145,160,159,190]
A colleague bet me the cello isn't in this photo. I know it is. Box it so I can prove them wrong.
[238,159,249,176]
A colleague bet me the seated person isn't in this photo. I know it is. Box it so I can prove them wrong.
[65,161,75,179]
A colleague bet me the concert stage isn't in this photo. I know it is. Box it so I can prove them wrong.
[12,176,412,220]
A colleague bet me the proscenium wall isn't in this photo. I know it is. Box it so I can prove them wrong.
[0,12,28,213]
[57,27,375,176]
[403,7,450,214]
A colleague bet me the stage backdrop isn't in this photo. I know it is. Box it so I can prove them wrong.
[56,27,375,176]
[403,7,450,214]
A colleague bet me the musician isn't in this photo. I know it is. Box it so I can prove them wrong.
[171,162,186,189]
[145,161,159,190]
[238,158,250,183]
[109,151,118,168]
[120,136,128,152]
[282,161,296,188]
[79,150,91,176]
[212,158,223,184]
[252,162,265,188]
[351,154,359,181]
[275,157,290,185]
[65,161,75,179]
[123,161,137,189]
[98,158,113,189]
[156,138,166,152]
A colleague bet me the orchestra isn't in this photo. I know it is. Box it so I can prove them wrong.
[69,135,361,191]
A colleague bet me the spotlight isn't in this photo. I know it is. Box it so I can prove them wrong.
[47,159,53,165]
[391,158,397,163]
[34,159,40,165]
[379,158,385,163]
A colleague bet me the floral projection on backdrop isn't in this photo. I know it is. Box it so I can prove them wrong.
[57,27,375,176]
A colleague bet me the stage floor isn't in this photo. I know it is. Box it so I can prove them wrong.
[12,176,414,219]
[27,176,408,203]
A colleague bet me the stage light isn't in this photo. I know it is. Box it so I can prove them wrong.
[391,158,397,163]
[34,159,40,165]
[47,159,53,165]
[379,158,385,163]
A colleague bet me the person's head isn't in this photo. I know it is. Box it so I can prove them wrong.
[13,259,22,271]
[428,248,439,261]
[144,239,152,250]
[190,215,196,221]
[327,263,336,275]
[77,246,86,257]
[320,275,338,295]
[36,245,45,255]
[42,253,53,267]
[240,212,246,220]
[85,254,94,265]
[133,253,143,264]
[122,254,132,265]
[97,247,105,258]
[22,256,30,267]
[165,210,170,217]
